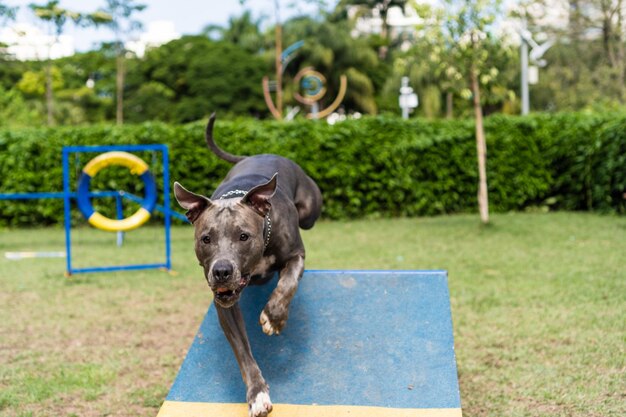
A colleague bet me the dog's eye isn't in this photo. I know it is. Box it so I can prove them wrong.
[201,235,211,244]
[239,233,249,241]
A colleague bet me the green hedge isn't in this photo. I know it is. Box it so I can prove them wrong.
[0,113,624,227]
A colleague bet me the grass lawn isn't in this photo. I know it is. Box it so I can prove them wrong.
[0,212,624,417]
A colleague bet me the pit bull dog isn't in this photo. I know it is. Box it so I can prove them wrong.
[173,114,322,417]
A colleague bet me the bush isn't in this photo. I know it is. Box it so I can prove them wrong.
[0,113,623,227]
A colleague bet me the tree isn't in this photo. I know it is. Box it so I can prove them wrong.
[99,0,146,125]
[338,0,408,58]
[0,85,43,127]
[203,10,267,54]
[340,0,408,40]
[281,16,382,115]
[0,1,17,23]
[28,1,109,125]
[576,0,625,99]
[29,1,81,125]
[377,3,461,118]
[0,1,18,58]
[513,0,626,110]
[443,0,503,224]
[55,49,117,122]
[125,36,267,122]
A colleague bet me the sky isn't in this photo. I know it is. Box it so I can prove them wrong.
[6,0,334,52]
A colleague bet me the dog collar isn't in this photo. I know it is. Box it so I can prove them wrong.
[262,212,272,251]
[219,189,272,250]
[219,189,248,199]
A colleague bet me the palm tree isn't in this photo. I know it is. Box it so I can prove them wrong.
[203,10,266,54]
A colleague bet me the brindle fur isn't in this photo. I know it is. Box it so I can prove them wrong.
[173,114,322,417]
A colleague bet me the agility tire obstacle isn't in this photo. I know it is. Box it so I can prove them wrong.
[62,144,173,275]
[77,151,157,232]
[0,144,175,275]
[157,270,462,417]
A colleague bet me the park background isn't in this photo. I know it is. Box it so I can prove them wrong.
[0,1,624,417]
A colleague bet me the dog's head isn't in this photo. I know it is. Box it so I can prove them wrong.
[173,175,277,308]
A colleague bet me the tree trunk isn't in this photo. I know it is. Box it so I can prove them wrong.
[275,23,283,119]
[616,0,625,100]
[602,16,616,67]
[378,9,389,60]
[470,66,489,224]
[116,53,125,125]
[568,0,584,81]
[45,61,53,126]
[446,92,453,119]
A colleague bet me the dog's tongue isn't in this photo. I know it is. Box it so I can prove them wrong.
[216,287,230,294]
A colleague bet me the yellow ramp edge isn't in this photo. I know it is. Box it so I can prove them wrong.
[157,401,462,417]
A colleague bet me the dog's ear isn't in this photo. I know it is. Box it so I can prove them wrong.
[242,173,277,217]
[173,182,212,224]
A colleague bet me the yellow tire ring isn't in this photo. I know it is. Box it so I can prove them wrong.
[77,151,157,232]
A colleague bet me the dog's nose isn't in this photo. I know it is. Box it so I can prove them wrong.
[212,260,233,283]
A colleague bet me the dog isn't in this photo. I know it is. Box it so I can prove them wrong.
[173,114,322,417]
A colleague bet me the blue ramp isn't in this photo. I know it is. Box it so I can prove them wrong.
[157,270,462,417]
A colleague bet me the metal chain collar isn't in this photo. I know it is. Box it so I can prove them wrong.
[263,213,271,250]
[219,189,248,199]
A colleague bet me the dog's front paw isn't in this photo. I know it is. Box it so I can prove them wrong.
[248,390,273,417]
[259,305,287,336]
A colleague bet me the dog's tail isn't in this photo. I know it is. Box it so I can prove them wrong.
[205,113,246,164]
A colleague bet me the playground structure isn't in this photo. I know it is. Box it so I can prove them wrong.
[0,144,186,275]
[263,39,348,120]
[158,270,462,417]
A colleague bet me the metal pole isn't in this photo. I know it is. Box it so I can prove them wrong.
[402,105,409,120]
[521,36,530,115]
[399,76,417,119]
[62,148,72,276]
[115,193,124,247]
[401,77,409,119]
[274,0,283,119]
[162,145,172,271]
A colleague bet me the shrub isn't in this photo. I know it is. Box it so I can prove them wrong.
[0,113,623,227]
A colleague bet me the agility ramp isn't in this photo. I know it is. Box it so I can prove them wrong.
[157,270,462,417]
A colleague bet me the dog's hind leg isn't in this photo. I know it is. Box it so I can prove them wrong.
[294,178,322,230]
[259,254,305,335]
[216,303,273,417]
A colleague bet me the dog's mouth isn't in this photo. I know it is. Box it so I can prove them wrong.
[214,287,241,302]
[213,274,250,304]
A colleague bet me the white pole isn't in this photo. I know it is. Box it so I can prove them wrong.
[521,35,529,115]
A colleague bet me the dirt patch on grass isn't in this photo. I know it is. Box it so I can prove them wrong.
[2,264,208,416]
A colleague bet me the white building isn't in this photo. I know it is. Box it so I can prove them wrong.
[348,4,424,39]
[0,23,75,60]
[126,21,181,58]
[0,20,180,61]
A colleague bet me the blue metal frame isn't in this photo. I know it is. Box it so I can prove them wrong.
[0,191,119,200]
[62,144,172,275]
[121,191,187,222]
[115,194,125,247]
